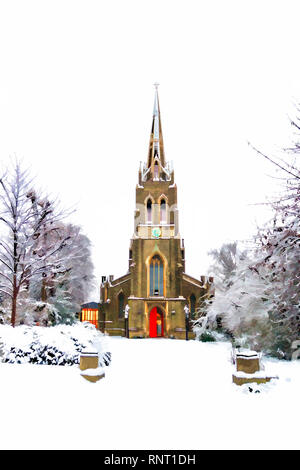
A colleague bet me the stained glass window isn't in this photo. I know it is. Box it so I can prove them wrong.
[149,255,164,296]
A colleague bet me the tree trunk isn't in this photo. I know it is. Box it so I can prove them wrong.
[11,232,18,327]
[41,278,47,302]
[11,275,17,327]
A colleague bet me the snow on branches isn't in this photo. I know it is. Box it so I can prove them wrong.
[0,160,95,326]
[206,105,300,359]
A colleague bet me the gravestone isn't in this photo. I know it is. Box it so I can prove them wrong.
[79,348,105,383]
[232,349,278,386]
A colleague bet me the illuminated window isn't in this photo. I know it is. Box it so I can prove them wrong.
[81,309,98,328]
[149,255,164,296]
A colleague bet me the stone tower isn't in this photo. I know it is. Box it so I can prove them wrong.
[100,85,213,339]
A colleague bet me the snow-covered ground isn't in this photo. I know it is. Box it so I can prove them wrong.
[0,335,299,450]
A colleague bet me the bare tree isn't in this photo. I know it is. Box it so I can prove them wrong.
[0,161,73,326]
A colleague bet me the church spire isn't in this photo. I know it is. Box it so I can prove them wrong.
[140,84,173,183]
[147,83,166,169]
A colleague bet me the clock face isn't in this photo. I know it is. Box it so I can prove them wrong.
[152,227,161,238]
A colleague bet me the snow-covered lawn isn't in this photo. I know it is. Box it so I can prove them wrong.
[0,336,299,450]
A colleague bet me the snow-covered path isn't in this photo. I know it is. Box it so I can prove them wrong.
[0,337,299,450]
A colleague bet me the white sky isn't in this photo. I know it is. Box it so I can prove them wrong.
[0,0,300,301]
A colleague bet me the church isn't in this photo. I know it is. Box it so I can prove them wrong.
[99,85,213,339]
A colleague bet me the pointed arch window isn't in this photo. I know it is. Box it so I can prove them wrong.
[149,255,164,296]
[190,294,196,319]
[147,199,152,223]
[118,292,125,318]
[160,198,166,224]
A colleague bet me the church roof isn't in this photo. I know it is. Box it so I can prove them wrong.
[81,302,99,310]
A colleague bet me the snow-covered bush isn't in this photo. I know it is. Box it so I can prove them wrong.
[0,322,111,367]
[198,331,216,342]
[194,313,231,343]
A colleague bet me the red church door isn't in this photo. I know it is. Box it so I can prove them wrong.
[149,307,164,338]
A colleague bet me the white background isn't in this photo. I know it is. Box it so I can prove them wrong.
[0,0,299,300]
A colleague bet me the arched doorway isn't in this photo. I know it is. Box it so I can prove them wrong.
[149,307,164,338]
